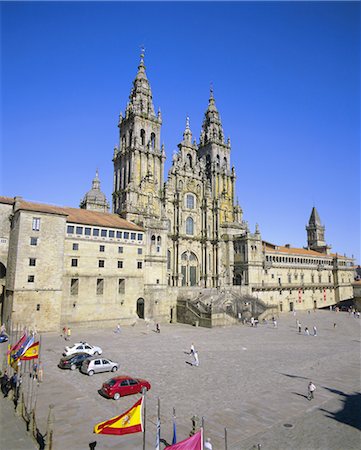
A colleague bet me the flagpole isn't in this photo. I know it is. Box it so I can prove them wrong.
[202,416,205,450]
[155,397,160,450]
[142,390,146,450]
[224,427,228,450]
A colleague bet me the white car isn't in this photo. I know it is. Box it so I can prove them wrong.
[63,342,102,357]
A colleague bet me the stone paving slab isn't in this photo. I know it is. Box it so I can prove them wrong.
[1,310,360,449]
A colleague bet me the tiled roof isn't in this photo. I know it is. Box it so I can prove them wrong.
[0,196,15,205]
[0,197,143,231]
[264,243,350,260]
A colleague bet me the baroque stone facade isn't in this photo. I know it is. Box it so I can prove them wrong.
[0,54,355,331]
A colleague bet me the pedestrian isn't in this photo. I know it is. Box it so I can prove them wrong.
[114,323,121,333]
[156,323,160,333]
[190,343,195,355]
[205,438,213,449]
[305,327,309,335]
[62,326,67,339]
[66,327,71,341]
[250,317,255,327]
[307,381,316,400]
[333,322,337,329]
[313,326,317,336]
[273,318,277,328]
[0,370,9,396]
[298,322,302,334]
[192,350,199,367]
[32,362,39,380]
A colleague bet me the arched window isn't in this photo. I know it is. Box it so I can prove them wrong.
[129,130,133,146]
[150,133,156,149]
[186,217,194,235]
[151,235,156,245]
[187,154,192,168]
[223,157,227,167]
[216,154,220,167]
[121,135,126,149]
[157,236,162,245]
[186,194,195,209]
[140,129,145,146]
[167,250,171,270]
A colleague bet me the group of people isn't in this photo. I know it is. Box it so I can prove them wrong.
[62,326,71,340]
[0,370,21,398]
[296,320,317,336]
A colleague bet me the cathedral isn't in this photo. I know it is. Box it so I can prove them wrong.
[0,53,355,331]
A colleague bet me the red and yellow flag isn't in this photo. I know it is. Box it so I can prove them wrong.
[20,341,39,360]
[94,397,143,435]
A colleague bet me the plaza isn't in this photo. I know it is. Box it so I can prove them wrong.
[1,310,360,449]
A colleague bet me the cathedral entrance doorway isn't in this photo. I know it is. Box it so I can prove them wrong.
[180,252,199,287]
[136,298,145,319]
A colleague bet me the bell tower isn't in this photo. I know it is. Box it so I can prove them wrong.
[112,50,165,224]
[306,207,331,254]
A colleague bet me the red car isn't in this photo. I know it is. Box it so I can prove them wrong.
[100,375,151,400]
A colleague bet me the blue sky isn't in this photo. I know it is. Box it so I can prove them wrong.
[1,1,360,262]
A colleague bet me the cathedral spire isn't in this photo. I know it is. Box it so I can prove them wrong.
[80,170,109,213]
[306,206,330,253]
[199,87,225,146]
[126,48,156,119]
[183,116,193,144]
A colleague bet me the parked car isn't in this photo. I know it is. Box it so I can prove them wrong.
[58,352,90,370]
[100,375,151,400]
[0,333,9,343]
[81,357,118,376]
[63,342,102,357]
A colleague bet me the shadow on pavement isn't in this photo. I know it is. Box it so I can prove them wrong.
[292,392,308,399]
[279,372,309,380]
[320,389,361,431]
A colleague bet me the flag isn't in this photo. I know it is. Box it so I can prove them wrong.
[8,332,27,354]
[155,416,160,450]
[20,341,39,360]
[165,429,203,449]
[172,415,177,444]
[12,335,35,361]
[94,397,143,435]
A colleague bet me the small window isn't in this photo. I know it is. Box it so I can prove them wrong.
[30,237,38,246]
[28,275,35,283]
[151,235,156,244]
[76,226,83,235]
[137,248,142,255]
[99,245,105,252]
[118,278,125,294]
[29,258,36,267]
[109,230,115,238]
[71,258,78,267]
[116,231,122,239]
[157,246,160,253]
[70,278,79,295]
[186,217,194,235]
[32,218,40,231]
[72,243,79,251]
[186,194,195,209]
[94,360,101,366]
[85,227,91,236]
[67,225,74,234]
[131,233,136,240]
[101,229,107,237]
[99,260,105,268]
[96,278,104,295]
[137,233,143,240]
[118,246,123,254]
[124,232,129,239]
[118,260,123,269]
[157,236,161,245]
[36,304,40,311]
[93,228,99,236]
[137,261,143,269]
[129,379,138,385]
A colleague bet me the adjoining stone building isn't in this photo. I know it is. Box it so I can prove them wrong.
[0,54,355,331]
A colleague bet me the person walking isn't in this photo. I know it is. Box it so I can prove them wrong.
[313,326,317,336]
[307,382,316,400]
[298,322,302,334]
[192,351,199,367]
[305,327,309,335]
[62,326,67,340]
[66,327,71,341]
[190,343,195,355]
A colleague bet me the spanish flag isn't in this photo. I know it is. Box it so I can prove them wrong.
[94,397,143,435]
[20,341,39,360]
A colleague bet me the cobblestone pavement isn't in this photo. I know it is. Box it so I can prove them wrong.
[1,310,360,450]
